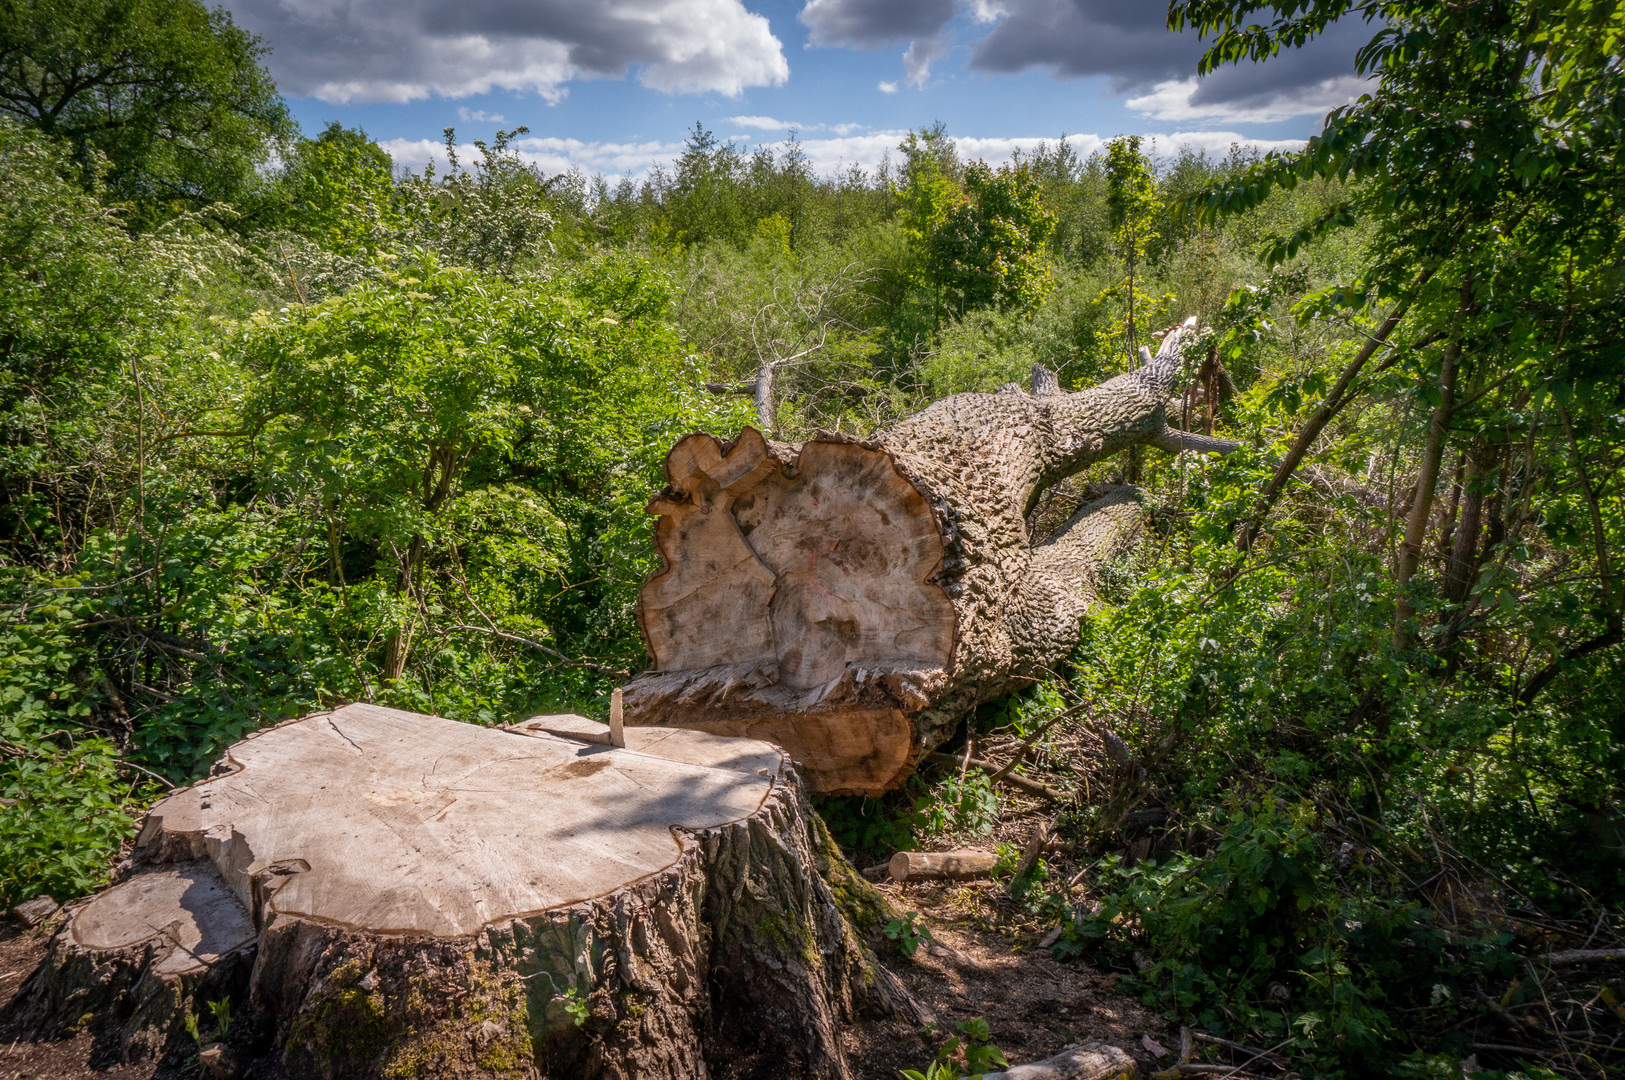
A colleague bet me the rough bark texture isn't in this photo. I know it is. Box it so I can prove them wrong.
[887,851,999,882]
[9,705,912,1079]
[627,318,1233,794]
[983,1042,1137,1080]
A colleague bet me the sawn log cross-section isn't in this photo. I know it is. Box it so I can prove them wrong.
[627,319,1236,794]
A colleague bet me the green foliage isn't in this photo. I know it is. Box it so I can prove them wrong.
[895,125,962,250]
[0,0,291,216]
[0,121,150,554]
[560,987,588,1028]
[397,127,556,273]
[662,123,750,248]
[883,911,933,957]
[0,161,162,893]
[912,770,1000,839]
[208,998,232,1039]
[0,584,144,907]
[183,997,231,1046]
[902,1018,1009,1080]
[918,307,1040,397]
[241,255,536,568]
[1104,136,1162,356]
[923,160,1056,316]
[1041,402,1622,1072]
[272,122,401,255]
[1059,798,1506,1069]
[813,795,916,860]
[814,760,1005,868]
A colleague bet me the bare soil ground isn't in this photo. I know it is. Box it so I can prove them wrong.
[845,877,1169,1080]
[0,921,154,1080]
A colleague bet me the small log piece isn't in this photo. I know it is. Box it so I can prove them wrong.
[9,704,913,1078]
[627,319,1237,795]
[1013,822,1051,881]
[198,1041,239,1078]
[11,896,59,927]
[888,850,999,883]
[983,1041,1138,1080]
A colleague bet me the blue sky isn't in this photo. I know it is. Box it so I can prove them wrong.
[221,0,1373,178]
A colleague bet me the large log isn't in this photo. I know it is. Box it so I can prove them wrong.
[8,704,914,1078]
[626,319,1236,794]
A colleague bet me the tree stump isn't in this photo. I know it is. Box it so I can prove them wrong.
[626,319,1237,794]
[9,704,913,1078]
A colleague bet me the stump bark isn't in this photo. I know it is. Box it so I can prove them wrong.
[9,704,913,1078]
[627,319,1237,794]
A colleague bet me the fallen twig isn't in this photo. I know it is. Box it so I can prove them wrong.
[1545,948,1625,966]
[449,624,628,677]
[989,703,1088,784]
[924,752,1065,800]
[1184,1030,1291,1068]
[116,759,175,789]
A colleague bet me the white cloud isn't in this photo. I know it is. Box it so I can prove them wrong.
[878,80,899,94]
[903,34,952,87]
[799,0,963,90]
[1136,131,1305,158]
[725,115,795,130]
[722,117,869,136]
[382,129,1305,182]
[969,0,1372,127]
[457,107,507,124]
[381,135,688,178]
[1127,75,1370,125]
[790,131,1303,174]
[223,0,788,104]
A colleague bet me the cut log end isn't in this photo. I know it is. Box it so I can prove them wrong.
[640,428,955,687]
[13,704,906,1078]
[631,426,958,794]
[632,318,1221,795]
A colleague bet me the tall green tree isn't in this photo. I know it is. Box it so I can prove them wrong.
[397,126,556,273]
[1154,1,1625,701]
[0,120,154,556]
[924,160,1057,317]
[663,123,748,247]
[1175,1,1624,648]
[0,0,291,215]
[273,122,399,254]
[238,254,731,685]
[1103,135,1161,363]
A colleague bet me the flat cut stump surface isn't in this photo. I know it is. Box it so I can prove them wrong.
[141,703,778,936]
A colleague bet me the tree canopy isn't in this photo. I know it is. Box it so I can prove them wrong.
[0,0,291,213]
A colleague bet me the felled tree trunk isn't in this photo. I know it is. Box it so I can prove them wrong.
[628,319,1237,795]
[9,705,913,1079]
